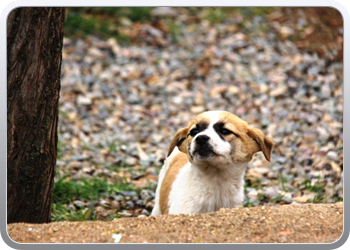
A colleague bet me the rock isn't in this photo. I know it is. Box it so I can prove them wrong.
[68,161,82,170]
[70,155,89,161]
[135,200,144,207]
[77,96,92,106]
[292,196,310,203]
[73,200,85,209]
[151,7,178,17]
[191,106,206,114]
[119,191,137,197]
[259,84,269,93]
[228,86,240,95]
[95,206,108,219]
[125,157,137,166]
[141,190,154,204]
[265,187,280,200]
[126,201,135,209]
[303,132,318,143]
[330,162,342,174]
[145,201,154,210]
[279,26,294,37]
[281,193,293,204]
[86,202,94,209]
[99,199,111,208]
[137,143,149,161]
[141,209,150,216]
[120,211,133,217]
[209,85,227,97]
[126,94,142,104]
[275,156,288,165]
[245,190,260,206]
[269,85,288,97]
[326,151,338,161]
[113,195,125,202]
[67,204,76,212]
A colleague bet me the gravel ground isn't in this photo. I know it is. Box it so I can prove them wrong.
[55,7,343,220]
[7,202,343,243]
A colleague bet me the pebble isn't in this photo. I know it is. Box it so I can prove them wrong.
[73,200,85,209]
[119,191,137,197]
[68,161,82,170]
[281,193,293,204]
[269,85,288,97]
[265,187,280,200]
[70,155,89,161]
[141,209,150,216]
[151,7,178,17]
[67,204,76,212]
[326,151,338,161]
[113,195,125,202]
[77,96,92,106]
[126,201,135,209]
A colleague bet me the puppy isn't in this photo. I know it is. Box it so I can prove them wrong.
[151,110,274,215]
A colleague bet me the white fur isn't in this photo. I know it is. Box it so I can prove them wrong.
[167,158,246,214]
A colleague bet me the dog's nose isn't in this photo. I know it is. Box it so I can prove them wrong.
[195,135,210,144]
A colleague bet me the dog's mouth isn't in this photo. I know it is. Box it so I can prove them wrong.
[193,146,215,159]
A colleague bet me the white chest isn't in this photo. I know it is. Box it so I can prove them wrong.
[167,163,246,214]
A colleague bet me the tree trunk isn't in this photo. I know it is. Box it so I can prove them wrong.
[7,7,65,223]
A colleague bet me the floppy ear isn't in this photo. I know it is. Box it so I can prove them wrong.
[167,127,188,157]
[247,127,274,162]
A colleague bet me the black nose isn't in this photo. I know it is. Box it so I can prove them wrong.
[195,135,210,144]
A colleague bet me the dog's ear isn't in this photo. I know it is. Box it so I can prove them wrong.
[167,127,188,157]
[247,127,274,162]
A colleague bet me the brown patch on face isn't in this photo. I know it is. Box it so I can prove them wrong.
[167,115,211,157]
[218,111,274,162]
[159,152,189,214]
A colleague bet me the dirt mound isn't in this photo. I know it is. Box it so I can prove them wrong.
[7,202,343,244]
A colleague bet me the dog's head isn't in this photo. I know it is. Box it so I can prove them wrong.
[167,111,274,169]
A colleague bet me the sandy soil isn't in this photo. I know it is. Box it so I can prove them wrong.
[7,202,343,244]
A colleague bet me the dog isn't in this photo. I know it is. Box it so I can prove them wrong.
[151,110,274,215]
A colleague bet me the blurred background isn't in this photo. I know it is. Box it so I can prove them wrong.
[53,7,343,222]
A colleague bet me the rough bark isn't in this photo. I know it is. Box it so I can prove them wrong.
[7,7,65,223]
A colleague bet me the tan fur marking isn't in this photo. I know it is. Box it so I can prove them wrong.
[218,111,274,162]
[159,151,189,214]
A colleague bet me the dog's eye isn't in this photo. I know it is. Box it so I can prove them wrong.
[190,129,199,137]
[220,128,232,135]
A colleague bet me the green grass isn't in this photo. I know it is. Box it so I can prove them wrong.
[168,22,181,44]
[201,7,275,24]
[63,7,275,40]
[52,203,96,222]
[269,195,285,204]
[52,174,136,221]
[203,8,228,23]
[310,194,328,204]
[105,137,119,153]
[236,7,275,17]
[303,177,325,193]
[53,175,134,204]
[64,7,154,41]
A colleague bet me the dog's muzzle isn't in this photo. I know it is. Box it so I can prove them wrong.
[193,135,215,158]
